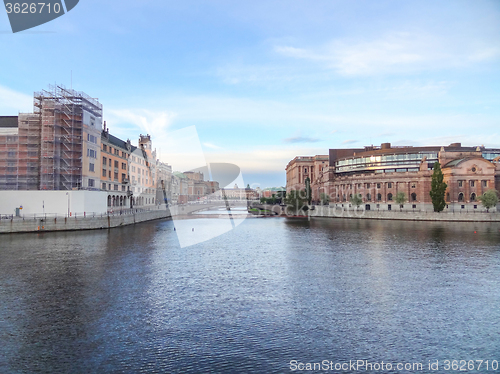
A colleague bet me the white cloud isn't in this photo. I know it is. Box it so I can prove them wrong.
[106,108,177,136]
[0,85,33,114]
[202,142,222,149]
[275,32,500,76]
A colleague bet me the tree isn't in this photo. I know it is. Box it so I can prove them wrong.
[429,162,447,212]
[285,190,308,215]
[304,177,312,205]
[350,193,363,209]
[477,189,499,212]
[320,192,330,205]
[395,192,407,211]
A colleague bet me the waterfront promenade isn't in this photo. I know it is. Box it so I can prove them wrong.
[0,202,249,234]
[310,205,500,222]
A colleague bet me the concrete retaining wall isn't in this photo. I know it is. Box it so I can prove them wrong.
[0,208,170,234]
[310,205,500,222]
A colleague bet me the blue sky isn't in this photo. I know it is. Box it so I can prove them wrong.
[1,0,499,188]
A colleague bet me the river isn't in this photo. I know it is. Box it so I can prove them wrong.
[1,217,499,373]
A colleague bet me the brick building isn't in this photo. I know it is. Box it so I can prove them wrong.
[287,143,500,211]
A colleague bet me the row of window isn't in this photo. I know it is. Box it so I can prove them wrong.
[102,144,128,158]
[338,182,417,189]
[457,180,488,187]
[102,156,127,170]
[339,193,419,202]
[101,182,127,191]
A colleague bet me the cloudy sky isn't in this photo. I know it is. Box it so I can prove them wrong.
[1,0,499,187]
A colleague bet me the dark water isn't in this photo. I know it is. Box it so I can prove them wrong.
[1,217,500,373]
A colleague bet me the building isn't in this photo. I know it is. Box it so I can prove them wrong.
[285,155,329,202]
[101,122,133,209]
[156,160,173,205]
[129,134,157,207]
[0,85,103,191]
[286,143,500,211]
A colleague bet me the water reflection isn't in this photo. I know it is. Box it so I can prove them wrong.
[0,217,499,373]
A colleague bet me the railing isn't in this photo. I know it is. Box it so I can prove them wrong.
[0,205,169,221]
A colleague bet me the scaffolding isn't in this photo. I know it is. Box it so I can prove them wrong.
[35,85,103,190]
[16,113,42,190]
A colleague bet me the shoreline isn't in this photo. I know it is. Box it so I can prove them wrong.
[0,209,171,234]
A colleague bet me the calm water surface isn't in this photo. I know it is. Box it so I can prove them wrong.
[1,217,500,373]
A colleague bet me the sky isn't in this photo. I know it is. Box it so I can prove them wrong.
[1,0,499,188]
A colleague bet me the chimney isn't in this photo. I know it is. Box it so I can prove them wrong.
[103,120,106,131]
[381,143,391,149]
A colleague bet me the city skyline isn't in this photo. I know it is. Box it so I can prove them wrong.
[1,0,499,187]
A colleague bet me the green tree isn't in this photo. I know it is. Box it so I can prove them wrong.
[477,189,499,212]
[350,193,363,209]
[320,192,330,205]
[429,162,447,212]
[285,190,308,215]
[304,177,312,205]
[395,192,407,211]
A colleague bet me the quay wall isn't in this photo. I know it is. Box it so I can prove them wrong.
[0,208,170,234]
[310,205,500,222]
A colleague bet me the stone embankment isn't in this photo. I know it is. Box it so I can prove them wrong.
[310,205,500,222]
[0,208,170,234]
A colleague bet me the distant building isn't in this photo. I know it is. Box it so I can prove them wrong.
[286,143,500,211]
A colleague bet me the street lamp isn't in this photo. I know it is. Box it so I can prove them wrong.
[66,192,70,217]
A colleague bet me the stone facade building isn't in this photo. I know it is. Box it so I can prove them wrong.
[287,143,500,212]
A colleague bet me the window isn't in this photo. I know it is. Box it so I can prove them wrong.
[132,166,136,172]
[304,168,308,173]
[122,151,126,158]
[114,160,119,168]
[87,149,97,158]
[458,180,463,187]
[103,144,107,152]
[482,180,487,187]
[366,183,371,188]
[377,183,381,189]
[115,149,119,155]
[114,172,118,180]
[411,193,417,201]
[89,163,95,172]
[114,184,118,191]
[103,156,107,165]
[122,173,126,181]
[88,179,94,187]
[108,170,111,178]
[388,204,391,211]
[458,192,464,202]
[109,147,113,154]
[366,193,371,201]
[102,169,106,177]
[471,193,476,202]
[108,159,111,166]
[411,183,416,188]
[102,183,106,190]
[470,180,475,187]
[388,182,393,188]
[122,185,126,191]
[87,134,97,144]
[122,163,126,170]
[377,193,382,201]
[474,205,477,209]
[388,193,393,201]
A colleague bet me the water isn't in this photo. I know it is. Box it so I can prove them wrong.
[0,217,499,373]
